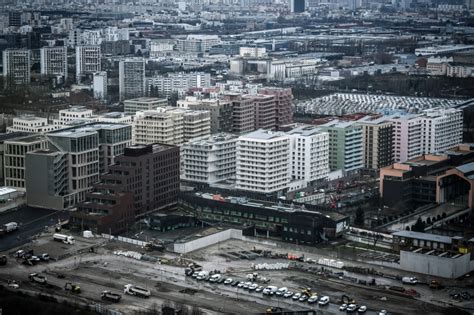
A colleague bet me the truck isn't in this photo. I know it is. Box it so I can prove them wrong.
[53,233,75,245]
[124,284,151,298]
[101,290,122,302]
[402,277,418,285]
[0,222,18,235]
[29,273,47,285]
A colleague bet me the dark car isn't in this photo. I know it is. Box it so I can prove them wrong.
[231,280,240,287]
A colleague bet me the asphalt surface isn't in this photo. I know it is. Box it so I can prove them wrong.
[0,207,69,252]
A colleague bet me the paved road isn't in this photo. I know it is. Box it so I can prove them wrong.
[0,207,69,252]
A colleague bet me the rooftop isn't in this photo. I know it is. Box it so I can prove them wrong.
[287,125,326,137]
[124,97,168,103]
[392,231,453,244]
[240,129,288,140]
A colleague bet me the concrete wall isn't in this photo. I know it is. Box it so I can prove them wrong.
[400,250,471,279]
[173,229,243,254]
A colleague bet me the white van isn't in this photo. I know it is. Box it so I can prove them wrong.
[263,286,278,295]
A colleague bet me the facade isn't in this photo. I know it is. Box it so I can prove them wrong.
[3,49,31,88]
[236,130,290,194]
[40,46,67,80]
[180,192,348,243]
[177,35,220,53]
[320,120,364,172]
[133,107,210,145]
[7,116,57,134]
[259,87,294,128]
[75,45,101,83]
[123,97,168,114]
[181,134,238,185]
[357,116,394,169]
[71,144,180,234]
[4,135,48,189]
[380,144,474,210]
[119,58,146,101]
[25,123,132,210]
[93,71,107,101]
[147,72,211,97]
[390,109,463,163]
[246,94,276,130]
[179,97,233,133]
[223,94,255,134]
[288,125,330,185]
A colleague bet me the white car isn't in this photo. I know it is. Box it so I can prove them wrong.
[318,296,330,306]
[248,283,259,290]
[275,287,288,296]
[263,286,278,295]
[256,286,264,293]
[347,304,358,312]
[379,311,387,315]
[358,305,367,313]
[224,278,233,285]
[237,282,245,288]
[308,295,319,303]
[339,304,348,311]
[209,274,221,283]
[243,282,251,289]
[7,280,19,289]
[292,293,302,300]
[283,291,294,298]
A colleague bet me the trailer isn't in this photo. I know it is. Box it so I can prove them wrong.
[101,290,122,302]
[124,284,151,298]
[29,273,47,285]
[53,233,75,245]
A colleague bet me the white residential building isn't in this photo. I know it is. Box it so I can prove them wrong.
[93,71,107,100]
[133,107,210,145]
[239,46,266,58]
[119,58,146,101]
[40,46,68,80]
[421,108,463,155]
[124,97,168,114]
[75,45,101,83]
[177,35,220,53]
[181,133,238,184]
[288,125,330,185]
[236,130,290,194]
[7,116,58,133]
[147,72,211,97]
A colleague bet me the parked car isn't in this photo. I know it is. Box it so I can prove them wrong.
[347,304,358,313]
[339,304,348,311]
[231,280,240,287]
[224,278,233,285]
[275,287,288,296]
[358,305,367,313]
[308,295,319,304]
[318,296,330,306]
[299,295,309,302]
[283,291,294,298]
[255,286,264,293]
[248,283,259,291]
[292,293,302,300]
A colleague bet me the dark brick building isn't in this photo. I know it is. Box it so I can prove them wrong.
[71,143,180,234]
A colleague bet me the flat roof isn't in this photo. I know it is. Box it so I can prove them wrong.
[392,231,453,244]
[5,135,44,144]
[241,129,287,140]
[124,97,168,103]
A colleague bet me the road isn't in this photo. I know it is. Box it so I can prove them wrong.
[0,207,69,252]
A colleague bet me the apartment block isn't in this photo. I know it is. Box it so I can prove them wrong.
[357,116,394,169]
[320,120,364,172]
[40,46,68,80]
[4,135,48,189]
[3,49,31,87]
[147,72,211,97]
[181,133,238,185]
[236,130,290,194]
[223,93,255,134]
[119,58,146,101]
[75,45,101,83]
[178,97,233,133]
[124,97,168,114]
[25,123,132,210]
[288,125,330,185]
[133,107,210,145]
[245,94,276,130]
[259,87,294,128]
[71,144,180,234]
[93,71,107,100]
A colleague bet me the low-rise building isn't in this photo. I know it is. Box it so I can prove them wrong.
[7,116,58,134]
[124,97,168,114]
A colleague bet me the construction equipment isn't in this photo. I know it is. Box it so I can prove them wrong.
[144,240,165,251]
[341,294,356,304]
[101,290,122,302]
[64,282,81,293]
[266,307,282,314]
[301,287,314,297]
[429,280,443,289]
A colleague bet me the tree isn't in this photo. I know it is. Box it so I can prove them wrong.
[412,217,426,232]
[354,207,365,226]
